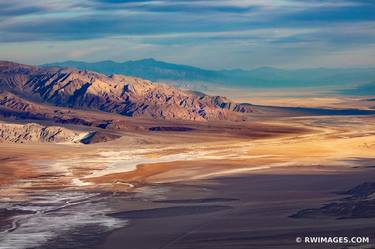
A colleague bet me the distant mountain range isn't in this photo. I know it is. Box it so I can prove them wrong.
[44,59,375,90]
[338,82,375,96]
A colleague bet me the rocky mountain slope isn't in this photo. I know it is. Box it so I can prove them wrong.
[0,122,94,143]
[0,61,254,121]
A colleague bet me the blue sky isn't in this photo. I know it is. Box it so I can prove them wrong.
[0,0,374,69]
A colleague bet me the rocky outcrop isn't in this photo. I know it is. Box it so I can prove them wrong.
[0,122,94,144]
[0,61,255,121]
[291,182,375,219]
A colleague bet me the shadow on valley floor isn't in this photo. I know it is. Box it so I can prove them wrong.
[91,168,375,249]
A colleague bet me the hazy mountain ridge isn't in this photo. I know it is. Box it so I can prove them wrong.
[44,59,219,83]
[44,59,375,89]
[0,61,254,122]
[338,82,375,96]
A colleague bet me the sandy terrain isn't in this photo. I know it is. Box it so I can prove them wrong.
[0,113,375,248]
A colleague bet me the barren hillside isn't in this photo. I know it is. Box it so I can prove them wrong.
[0,61,255,122]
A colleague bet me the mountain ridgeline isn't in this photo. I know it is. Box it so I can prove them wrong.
[0,61,254,122]
[44,59,375,89]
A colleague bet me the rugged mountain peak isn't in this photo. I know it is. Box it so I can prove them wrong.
[0,62,254,121]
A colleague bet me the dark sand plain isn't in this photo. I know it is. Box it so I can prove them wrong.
[95,168,375,249]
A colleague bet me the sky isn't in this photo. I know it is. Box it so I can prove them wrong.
[0,0,374,69]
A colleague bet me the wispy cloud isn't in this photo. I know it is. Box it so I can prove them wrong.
[0,0,374,68]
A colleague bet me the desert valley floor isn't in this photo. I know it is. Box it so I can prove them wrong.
[1,0,374,246]
[1,111,375,249]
